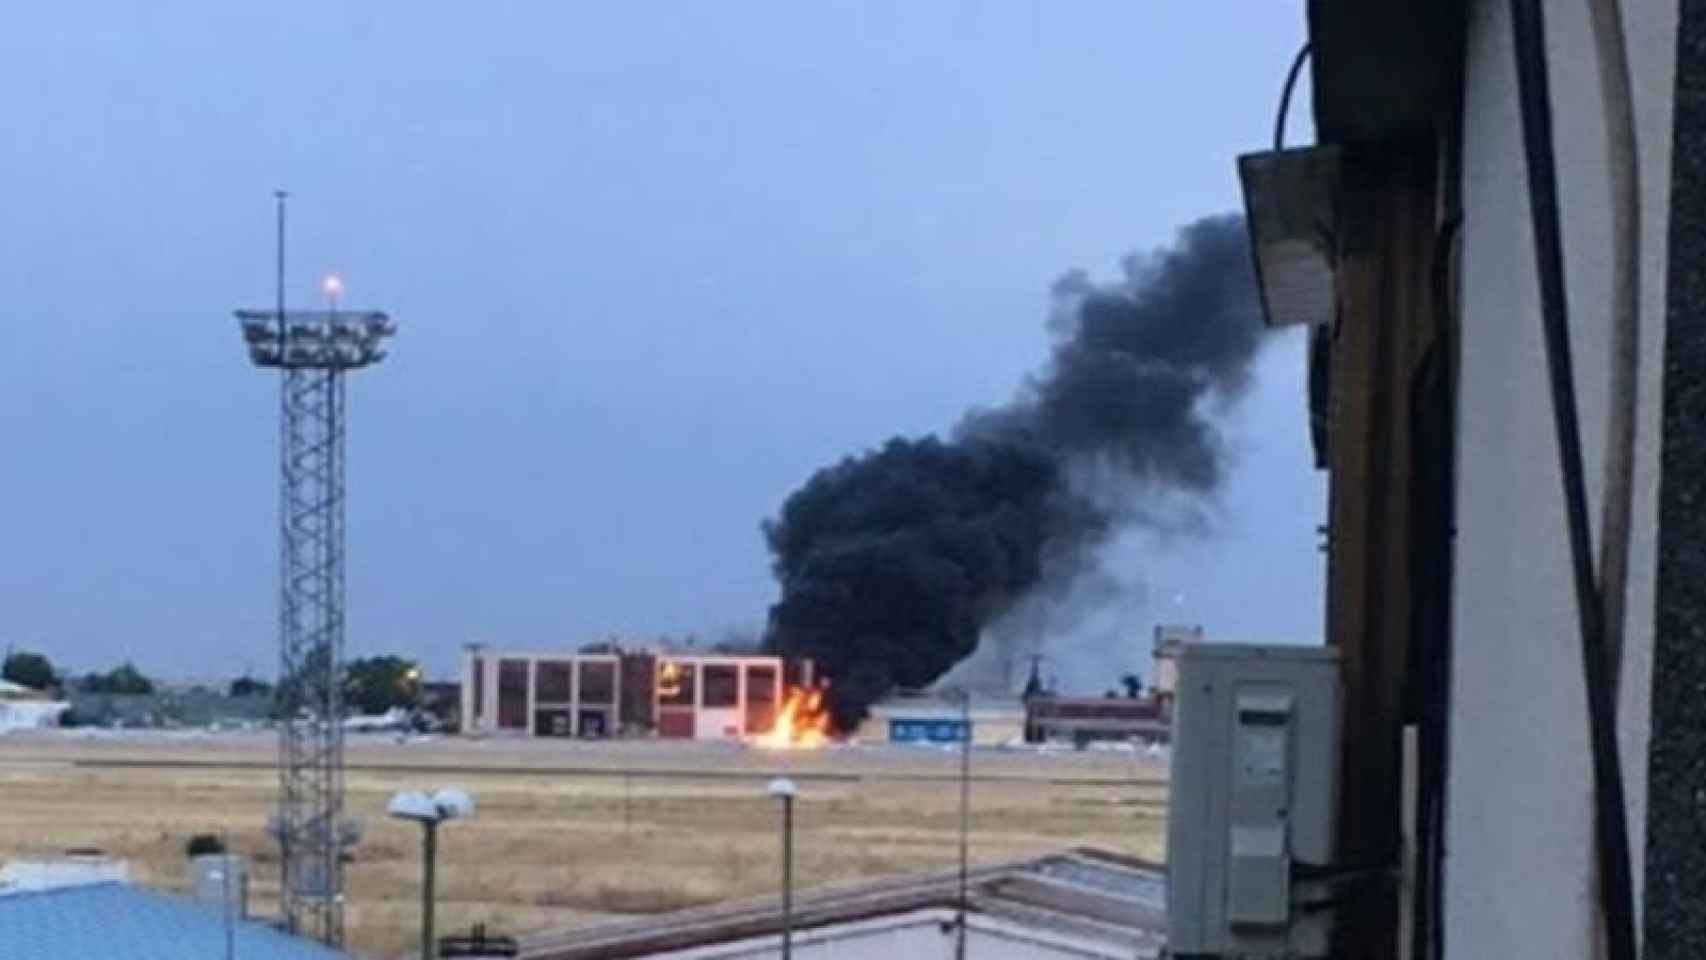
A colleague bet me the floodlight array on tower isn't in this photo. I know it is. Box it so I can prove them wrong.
[235,309,395,368]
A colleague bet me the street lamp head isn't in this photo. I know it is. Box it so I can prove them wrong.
[388,790,436,822]
[431,787,475,820]
[388,787,475,824]
[767,777,797,799]
[1236,145,1341,329]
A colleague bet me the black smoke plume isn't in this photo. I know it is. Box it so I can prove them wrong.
[763,214,1264,729]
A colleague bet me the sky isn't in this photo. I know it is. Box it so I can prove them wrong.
[0,2,1322,686]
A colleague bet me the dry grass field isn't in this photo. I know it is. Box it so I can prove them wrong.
[0,731,1167,958]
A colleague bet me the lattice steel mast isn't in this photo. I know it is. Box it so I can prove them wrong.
[235,192,396,946]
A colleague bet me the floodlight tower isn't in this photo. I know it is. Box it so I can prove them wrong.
[234,192,396,946]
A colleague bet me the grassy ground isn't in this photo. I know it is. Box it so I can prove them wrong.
[0,732,1168,958]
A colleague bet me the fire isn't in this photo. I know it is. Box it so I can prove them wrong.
[753,684,833,749]
[657,661,684,699]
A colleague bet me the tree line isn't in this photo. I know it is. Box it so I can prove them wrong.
[2,649,428,714]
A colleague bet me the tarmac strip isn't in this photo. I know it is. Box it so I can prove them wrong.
[64,756,1166,789]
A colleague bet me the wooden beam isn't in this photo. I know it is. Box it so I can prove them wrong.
[1324,142,1439,960]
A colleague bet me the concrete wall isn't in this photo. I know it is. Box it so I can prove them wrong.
[1449,0,1676,955]
[1152,653,1178,699]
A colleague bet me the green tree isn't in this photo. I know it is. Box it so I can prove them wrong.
[274,646,333,719]
[228,675,272,698]
[344,656,422,715]
[2,651,57,691]
[80,661,155,695]
[185,834,225,858]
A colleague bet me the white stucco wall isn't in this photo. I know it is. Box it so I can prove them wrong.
[1449,0,1675,956]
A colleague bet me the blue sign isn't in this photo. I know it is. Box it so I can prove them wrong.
[890,718,970,743]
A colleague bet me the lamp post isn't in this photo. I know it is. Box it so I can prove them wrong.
[954,689,971,960]
[768,777,797,960]
[388,787,475,960]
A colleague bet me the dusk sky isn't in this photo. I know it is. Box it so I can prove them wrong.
[0,3,1322,686]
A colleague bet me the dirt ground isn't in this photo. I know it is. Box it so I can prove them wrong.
[0,731,1168,958]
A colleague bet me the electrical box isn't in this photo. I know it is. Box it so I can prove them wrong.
[189,854,249,919]
[1166,643,1340,958]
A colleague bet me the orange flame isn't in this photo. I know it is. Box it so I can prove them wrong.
[657,661,684,699]
[753,684,832,749]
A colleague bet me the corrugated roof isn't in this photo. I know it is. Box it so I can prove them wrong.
[516,848,1166,959]
[0,882,347,960]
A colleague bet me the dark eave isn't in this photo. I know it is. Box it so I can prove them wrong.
[1307,0,1466,145]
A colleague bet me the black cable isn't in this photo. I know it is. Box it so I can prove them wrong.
[1507,2,1638,958]
[1410,213,1462,960]
[1274,43,1312,152]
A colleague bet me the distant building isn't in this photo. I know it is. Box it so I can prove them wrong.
[511,848,1164,959]
[0,853,129,895]
[1150,624,1205,700]
[0,881,345,960]
[0,680,69,732]
[461,647,813,740]
[61,688,271,729]
[1024,695,1168,747]
[856,692,1027,746]
[421,680,462,729]
[0,679,51,702]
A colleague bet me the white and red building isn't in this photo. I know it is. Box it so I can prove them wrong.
[460,647,813,741]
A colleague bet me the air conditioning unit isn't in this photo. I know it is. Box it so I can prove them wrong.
[1166,643,1340,958]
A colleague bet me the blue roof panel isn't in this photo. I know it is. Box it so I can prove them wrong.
[0,883,347,960]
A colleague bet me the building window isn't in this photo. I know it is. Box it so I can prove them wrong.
[745,664,777,733]
[658,661,695,707]
[578,709,609,737]
[534,708,573,737]
[498,659,528,730]
[535,660,573,704]
[703,665,739,708]
[746,665,776,703]
[580,661,615,706]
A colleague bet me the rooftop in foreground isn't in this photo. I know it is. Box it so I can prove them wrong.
[515,847,1166,959]
[0,881,346,960]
